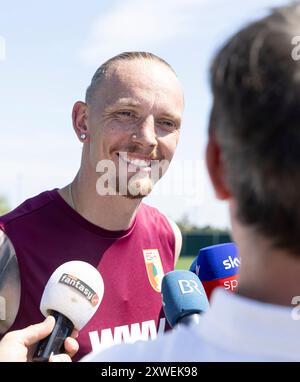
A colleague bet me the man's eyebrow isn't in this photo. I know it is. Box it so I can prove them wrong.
[106,98,142,109]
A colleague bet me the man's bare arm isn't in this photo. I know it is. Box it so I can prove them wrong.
[166,218,182,266]
[0,230,21,333]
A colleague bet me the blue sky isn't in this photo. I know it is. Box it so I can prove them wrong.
[0,0,289,228]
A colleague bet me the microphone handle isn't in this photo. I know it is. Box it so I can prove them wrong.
[32,310,74,362]
[177,313,201,327]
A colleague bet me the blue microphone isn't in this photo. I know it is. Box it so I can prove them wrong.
[161,270,209,328]
[189,256,197,274]
[189,243,240,299]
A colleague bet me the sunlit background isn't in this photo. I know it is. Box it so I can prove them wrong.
[0,0,288,229]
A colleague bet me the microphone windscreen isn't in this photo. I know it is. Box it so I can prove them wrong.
[40,261,104,330]
[196,243,239,280]
[189,256,197,274]
[161,270,209,328]
[196,243,240,298]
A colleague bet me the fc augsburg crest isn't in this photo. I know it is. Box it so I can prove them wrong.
[143,249,164,292]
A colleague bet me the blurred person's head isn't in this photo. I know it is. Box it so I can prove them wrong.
[72,52,184,199]
[206,3,300,303]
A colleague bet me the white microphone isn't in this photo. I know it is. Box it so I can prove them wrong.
[33,261,104,362]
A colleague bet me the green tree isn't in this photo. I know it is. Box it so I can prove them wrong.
[176,214,230,234]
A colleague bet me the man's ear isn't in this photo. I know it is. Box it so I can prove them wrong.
[206,132,231,200]
[72,101,89,142]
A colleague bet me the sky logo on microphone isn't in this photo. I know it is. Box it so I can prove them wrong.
[223,256,240,270]
[59,273,99,306]
[196,243,240,280]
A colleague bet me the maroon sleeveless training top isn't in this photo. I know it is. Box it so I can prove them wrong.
[0,190,175,360]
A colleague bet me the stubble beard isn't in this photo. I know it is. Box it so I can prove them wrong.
[116,172,154,199]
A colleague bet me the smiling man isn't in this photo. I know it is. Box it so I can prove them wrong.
[0,52,184,360]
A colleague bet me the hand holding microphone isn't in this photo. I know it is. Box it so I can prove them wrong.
[33,260,104,362]
[0,316,78,362]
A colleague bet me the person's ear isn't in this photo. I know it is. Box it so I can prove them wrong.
[72,101,89,142]
[206,132,231,200]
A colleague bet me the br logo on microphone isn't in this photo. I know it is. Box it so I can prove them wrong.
[59,273,99,306]
[178,279,204,296]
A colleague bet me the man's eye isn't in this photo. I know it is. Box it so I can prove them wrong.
[117,111,135,118]
[158,120,176,129]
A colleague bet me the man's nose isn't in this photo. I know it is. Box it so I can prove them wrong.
[133,117,157,148]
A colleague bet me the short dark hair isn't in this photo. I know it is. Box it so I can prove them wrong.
[85,51,177,104]
[209,3,300,255]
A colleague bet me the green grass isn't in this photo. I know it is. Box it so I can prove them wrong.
[175,256,195,270]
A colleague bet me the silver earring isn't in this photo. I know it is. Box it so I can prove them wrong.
[80,133,87,140]
[132,134,137,139]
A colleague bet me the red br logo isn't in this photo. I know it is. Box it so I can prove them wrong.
[91,294,99,307]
